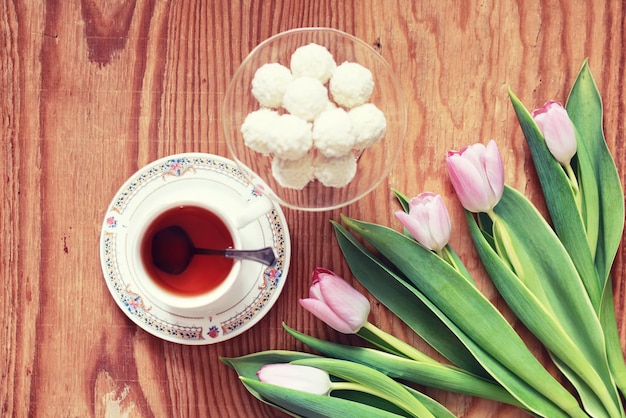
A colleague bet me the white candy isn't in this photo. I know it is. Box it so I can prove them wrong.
[241,110,312,160]
[240,108,281,155]
[241,43,386,190]
[272,153,315,190]
[330,62,374,108]
[282,77,329,121]
[270,114,313,160]
[251,63,293,108]
[312,108,357,158]
[290,43,336,83]
[314,153,357,188]
[348,103,387,149]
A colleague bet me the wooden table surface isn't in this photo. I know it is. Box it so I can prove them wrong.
[2,1,625,417]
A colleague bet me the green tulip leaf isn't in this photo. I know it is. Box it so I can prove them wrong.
[332,220,487,376]
[334,219,585,418]
[222,351,412,417]
[293,357,442,418]
[600,284,626,395]
[467,187,622,417]
[508,89,601,309]
[509,61,626,398]
[566,60,624,286]
[240,378,407,418]
[401,386,459,418]
[491,187,607,358]
[221,351,323,417]
[330,390,410,416]
[392,189,411,212]
[565,61,626,396]
[283,324,524,408]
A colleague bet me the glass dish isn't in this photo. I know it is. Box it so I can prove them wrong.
[223,27,407,211]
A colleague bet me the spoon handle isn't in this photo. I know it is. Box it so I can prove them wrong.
[195,247,277,267]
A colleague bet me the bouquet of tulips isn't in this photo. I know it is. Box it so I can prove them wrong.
[223,61,626,418]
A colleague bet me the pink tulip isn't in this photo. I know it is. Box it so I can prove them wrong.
[446,140,504,213]
[299,268,370,334]
[395,192,451,251]
[532,100,577,165]
[257,364,331,395]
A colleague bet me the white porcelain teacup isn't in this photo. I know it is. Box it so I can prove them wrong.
[125,182,274,316]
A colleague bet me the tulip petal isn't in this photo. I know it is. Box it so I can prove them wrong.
[317,274,370,331]
[304,269,371,334]
[428,197,452,249]
[257,364,331,395]
[485,140,505,203]
[395,210,433,250]
[299,298,355,334]
[532,101,577,165]
[308,280,324,300]
[446,141,505,213]
[396,193,451,252]
[447,153,491,212]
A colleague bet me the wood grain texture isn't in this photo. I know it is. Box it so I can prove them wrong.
[1,1,624,416]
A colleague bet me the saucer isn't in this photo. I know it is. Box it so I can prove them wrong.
[99,153,291,344]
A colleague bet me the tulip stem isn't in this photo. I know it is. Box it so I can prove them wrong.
[439,245,476,285]
[360,322,439,365]
[486,211,552,305]
[330,381,435,418]
[563,162,583,217]
[564,162,580,194]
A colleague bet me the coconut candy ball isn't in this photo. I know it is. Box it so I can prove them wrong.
[270,114,313,160]
[251,63,294,108]
[329,61,374,108]
[282,77,329,121]
[348,103,387,149]
[271,153,314,190]
[312,108,358,158]
[290,43,336,83]
[240,108,281,155]
[313,153,358,188]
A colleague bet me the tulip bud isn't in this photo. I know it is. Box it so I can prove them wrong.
[299,268,370,334]
[257,364,331,395]
[532,100,577,166]
[446,140,505,213]
[395,192,451,252]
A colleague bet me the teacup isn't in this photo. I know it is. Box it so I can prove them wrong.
[125,183,274,315]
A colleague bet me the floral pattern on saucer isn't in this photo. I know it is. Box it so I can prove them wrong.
[100,153,290,345]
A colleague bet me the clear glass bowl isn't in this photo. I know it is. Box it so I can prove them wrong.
[222,27,407,211]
